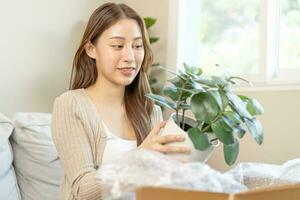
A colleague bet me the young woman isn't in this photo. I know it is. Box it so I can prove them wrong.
[51,2,190,200]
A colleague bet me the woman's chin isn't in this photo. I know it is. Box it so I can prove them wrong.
[115,78,135,86]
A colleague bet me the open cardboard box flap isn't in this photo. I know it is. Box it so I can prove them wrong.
[136,184,300,200]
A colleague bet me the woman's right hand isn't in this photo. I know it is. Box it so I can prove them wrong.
[138,121,191,154]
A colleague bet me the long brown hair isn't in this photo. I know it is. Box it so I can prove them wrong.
[69,2,154,145]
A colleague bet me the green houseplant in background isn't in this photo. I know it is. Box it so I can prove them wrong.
[143,17,164,96]
[145,63,264,166]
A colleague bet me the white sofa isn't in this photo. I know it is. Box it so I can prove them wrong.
[0,113,63,200]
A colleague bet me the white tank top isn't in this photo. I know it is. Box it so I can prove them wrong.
[101,122,137,165]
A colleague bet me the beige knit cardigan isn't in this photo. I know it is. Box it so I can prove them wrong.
[51,88,163,200]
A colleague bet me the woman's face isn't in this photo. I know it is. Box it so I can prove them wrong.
[87,18,145,86]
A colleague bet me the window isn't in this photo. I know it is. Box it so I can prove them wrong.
[166,0,300,90]
[280,0,300,71]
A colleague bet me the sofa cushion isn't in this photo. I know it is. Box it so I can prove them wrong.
[0,113,21,200]
[10,112,63,200]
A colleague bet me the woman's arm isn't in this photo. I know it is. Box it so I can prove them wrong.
[51,93,102,200]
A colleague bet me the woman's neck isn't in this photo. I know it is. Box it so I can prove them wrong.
[86,77,125,108]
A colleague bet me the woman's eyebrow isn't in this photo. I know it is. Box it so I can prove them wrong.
[109,36,142,40]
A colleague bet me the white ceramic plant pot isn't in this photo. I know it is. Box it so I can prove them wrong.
[160,113,219,163]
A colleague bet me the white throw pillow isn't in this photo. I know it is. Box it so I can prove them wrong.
[10,112,63,200]
[0,113,21,200]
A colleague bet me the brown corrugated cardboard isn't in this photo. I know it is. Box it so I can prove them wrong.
[136,184,300,200]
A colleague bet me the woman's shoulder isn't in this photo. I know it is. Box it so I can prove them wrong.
[55,88,83,101]
[53,88,85,110]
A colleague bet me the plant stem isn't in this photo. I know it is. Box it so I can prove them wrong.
[176,110,180,127]
[229,76,253,86]
[201,124,211,133]
[176,78,189,128]
[201,113,223,133]
[182,109,186,130]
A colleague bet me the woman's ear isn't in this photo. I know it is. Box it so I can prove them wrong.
[85,41,96,59]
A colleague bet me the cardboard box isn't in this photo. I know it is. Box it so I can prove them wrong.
[136,184,300,200]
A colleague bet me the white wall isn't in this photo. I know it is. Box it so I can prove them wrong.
[0,0,105,115]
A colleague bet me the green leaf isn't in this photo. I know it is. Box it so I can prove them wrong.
[169,76,187,88]
[191,91,222,123]
[224,139,239,166]
[239,95,264,116]
[150,37,159,44]
[176,80,205,94]
[238,95,248,102]
[219,89,229,109]
[187,128,212,151]
[145,93,176,110]
[211,118,235,145]
[177,87,200,94]
[183,63,203,76]
[248,98,264,115]
[168,75,204,101]
[226,92,252,119]
[189,80,205,91]
[144,17,157,29]
[223,111,241,126]
[244,118,264,145]
[183,62,192,73]
[185,72,201,80]
[209,90,224,111]
[163,86,180,101]
[223,111,246,138]
[195,77,218,87]
[164,86,192,102]
[211,76,227,87]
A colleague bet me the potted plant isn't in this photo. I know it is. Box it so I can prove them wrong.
[145,63,264,166]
